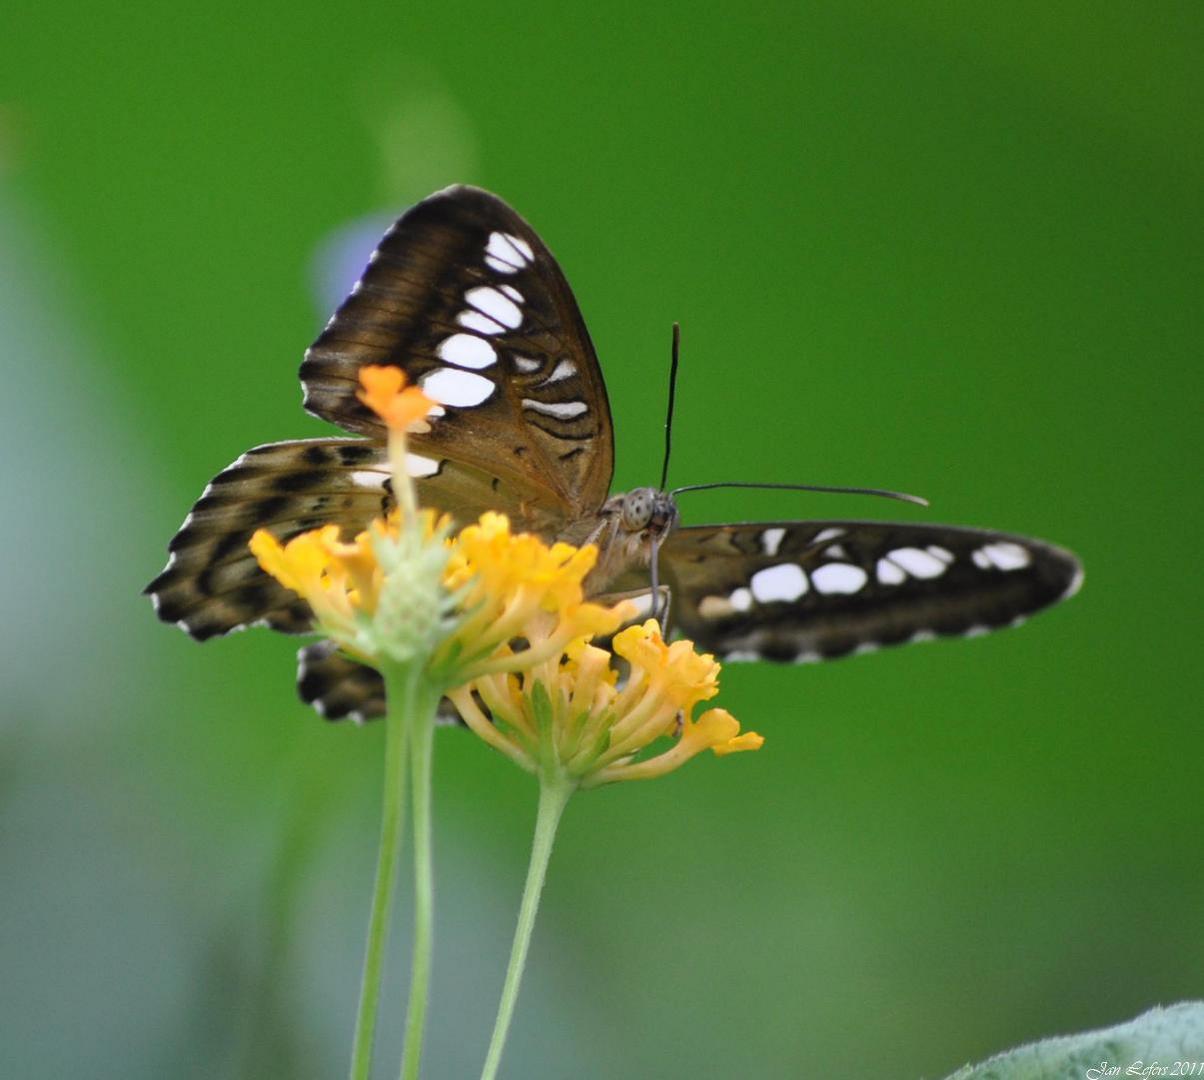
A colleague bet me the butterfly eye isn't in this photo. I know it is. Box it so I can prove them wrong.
[621,490,655,531]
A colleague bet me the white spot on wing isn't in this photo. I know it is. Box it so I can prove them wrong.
[499,284,523,302]
[760,527,787,556]
[729,587,752,612]
[420,368,494,407]
[437,334,497,369]
[465,286,522,329]
[457,310,504,335]
[876,557,907,585]
[813,527,846,544]
[750,563,809,603]
[699,595,734,619]
[626,592,657,617]
[888,546,947,579]
[351,470,388,489]
[540,359,577,385]
[485,231,534,273]
[928,545,955,564]
[980,541,1031,571]
[513,356,541,373]
[506,234,534,261]
[521,398,588,419]
[811,563,868,595]
[405,453,440,478]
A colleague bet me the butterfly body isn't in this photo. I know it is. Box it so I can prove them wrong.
[146,185,1082,720]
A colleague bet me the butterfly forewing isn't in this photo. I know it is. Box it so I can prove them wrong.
[663,521,1082,662]
[300,185,614,520]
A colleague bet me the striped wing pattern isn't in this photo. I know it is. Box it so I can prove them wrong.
[665,521,1082,663]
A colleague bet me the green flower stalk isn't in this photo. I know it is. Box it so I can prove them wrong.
[449,622,764,1080]
[251,366,642,1080]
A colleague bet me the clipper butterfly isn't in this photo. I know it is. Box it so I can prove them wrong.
[146,186,1082,720]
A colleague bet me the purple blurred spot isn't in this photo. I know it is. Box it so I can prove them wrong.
[310,211,397,317]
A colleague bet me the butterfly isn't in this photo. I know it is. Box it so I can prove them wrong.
[146,185,1083,721]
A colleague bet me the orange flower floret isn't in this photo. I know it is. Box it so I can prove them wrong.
[356,365,438,432]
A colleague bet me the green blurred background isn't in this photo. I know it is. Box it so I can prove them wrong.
[3,4,1200,1078]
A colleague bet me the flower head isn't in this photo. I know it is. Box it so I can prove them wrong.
[434,513,632,685]
[250,509,458,664]
[448,619,762,788]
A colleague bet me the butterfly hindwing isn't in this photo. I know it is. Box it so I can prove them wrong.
[146,439,389,639]
[146,435,569,640]
[663,521,1082,662]
[300,184,615,521]
[296,640,465,725]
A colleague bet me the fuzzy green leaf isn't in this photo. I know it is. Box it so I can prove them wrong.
[943,1002,1204,1080]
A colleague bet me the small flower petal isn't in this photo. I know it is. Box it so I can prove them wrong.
[713,731,765,756]
[357,364,438,432]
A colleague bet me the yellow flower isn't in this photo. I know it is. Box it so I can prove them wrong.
[447,619,762,788]
[250,509,454,663]
[434,513,633,685]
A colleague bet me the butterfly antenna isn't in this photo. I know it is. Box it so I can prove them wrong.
[670,480,930,508]
[659,322,681,492]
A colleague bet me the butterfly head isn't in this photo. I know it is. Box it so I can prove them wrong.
[616,487,679,541]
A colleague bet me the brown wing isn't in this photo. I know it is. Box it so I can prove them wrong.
[296,640,466,725]
[300,184,614,522]
[146,436,571,640]
[146,439,387,639]
[662,520,1082,662]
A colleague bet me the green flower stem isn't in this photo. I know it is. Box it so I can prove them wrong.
[479,773,575,1080]
[399,677,443,1080]
[349,662,416,1080]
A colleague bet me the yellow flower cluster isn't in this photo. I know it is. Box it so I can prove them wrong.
[435,513,631,685]
[449,620,763,787]
[250,365,762,783]
[250,509,454,665]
